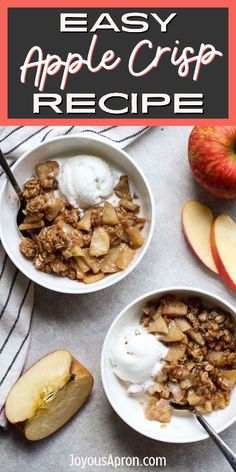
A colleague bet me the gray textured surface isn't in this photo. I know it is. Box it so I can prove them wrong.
[1,126,236,472]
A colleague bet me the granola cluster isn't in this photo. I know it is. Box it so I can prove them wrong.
[19,160,146,284]
[141,295,236,423]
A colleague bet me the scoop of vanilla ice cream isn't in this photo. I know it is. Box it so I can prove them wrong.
[110,326,168,384]
[58,155,114,209]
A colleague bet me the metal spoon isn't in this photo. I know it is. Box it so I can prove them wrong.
[0,148,25,235]
[172,403,236,471]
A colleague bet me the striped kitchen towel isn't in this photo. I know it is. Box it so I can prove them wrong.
[0,125,150,427]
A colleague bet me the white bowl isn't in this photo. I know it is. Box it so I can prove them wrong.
[101,286,236,443]
[0,136,154,294]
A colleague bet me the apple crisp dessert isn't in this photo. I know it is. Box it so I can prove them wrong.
[19,160,146,283]
[141,295,236,423]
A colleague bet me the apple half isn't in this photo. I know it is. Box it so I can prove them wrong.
[5,350,94,441]
[182,200,218,274]
[211,215,236,291]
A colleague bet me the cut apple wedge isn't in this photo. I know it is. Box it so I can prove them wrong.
[211,215,236,291]
[182,200,218,274]
[5,350,93,441]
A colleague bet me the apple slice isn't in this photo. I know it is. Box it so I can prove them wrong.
[182,200,218,274]
[211,215,236,291]
[5,350,93,441]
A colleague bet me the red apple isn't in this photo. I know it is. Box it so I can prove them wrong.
[188,126,236,198]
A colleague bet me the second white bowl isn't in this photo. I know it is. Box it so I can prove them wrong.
[101,286,236,443]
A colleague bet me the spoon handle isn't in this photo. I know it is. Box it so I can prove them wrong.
[196,414,236,471]
[0,148,22,198]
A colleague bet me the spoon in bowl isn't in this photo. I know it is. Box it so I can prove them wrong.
[172,403,236,471]
[0,148,26,235]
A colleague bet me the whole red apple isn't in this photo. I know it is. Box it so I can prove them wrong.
[188,126,236,198]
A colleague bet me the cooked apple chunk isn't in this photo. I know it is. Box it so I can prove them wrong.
[63,244,84,259]
[5,350,93,441]
[78,211,92,231]
[80,249,101,274]
[73,257,90,274]
[21,214,44,224]
[165,343,186,362]
[188,329,205,346]
[147,316,168,334]
[161,320,185,342]
[114,175,132,201]
[181,334,188,345]
[35,160,59,187]
[36,160,59,176]
[19,217,45,231]
[175,318,191,332]
[90,227,110,257]
[116,245,135,270]
[57,220,76,235]
[100,247,121,273]
[44,195,64,221]
[83,272,105,284]
[161,300,188,316]
[102,202,119,225]
[120,199,140,213]
[220,370,236,388]
[126,227,144,249]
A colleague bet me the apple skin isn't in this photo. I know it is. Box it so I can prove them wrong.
[188,126,236,198]
[211,220,236,292]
